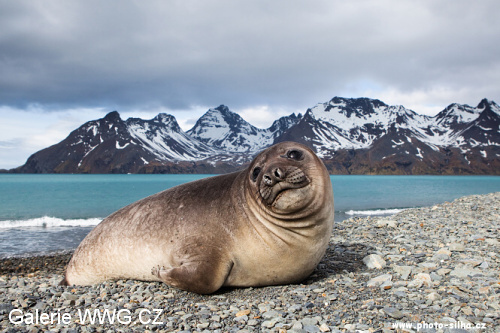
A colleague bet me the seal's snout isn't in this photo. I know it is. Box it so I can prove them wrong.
[259,166,310,205]
[263,167,285,186]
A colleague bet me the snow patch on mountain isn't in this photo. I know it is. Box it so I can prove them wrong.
[187,105,301,153]
[126,114,218,161]
[300,97,500,156]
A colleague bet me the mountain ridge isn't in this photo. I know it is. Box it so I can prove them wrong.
[9,96,500,175]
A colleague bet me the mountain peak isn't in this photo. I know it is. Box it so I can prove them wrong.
[206,105,243,126]
[187,105,266,152]
[213,105,230,113]
[316,96,389,120]
[104,111,121,121]
[329,96,387,108]
[153,113,175,123]
[151,113,181,132]
[477,98,491,109]
[476,98,500,116]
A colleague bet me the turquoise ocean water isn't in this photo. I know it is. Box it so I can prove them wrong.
[0,174,499,257]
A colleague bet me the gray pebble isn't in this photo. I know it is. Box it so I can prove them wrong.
[383,307,404,319]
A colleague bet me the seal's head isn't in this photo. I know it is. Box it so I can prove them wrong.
[246,141,331,216]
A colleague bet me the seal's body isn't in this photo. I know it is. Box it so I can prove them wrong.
[62,142,334,294]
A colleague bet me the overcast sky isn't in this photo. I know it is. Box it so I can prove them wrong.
[1,0,499,169]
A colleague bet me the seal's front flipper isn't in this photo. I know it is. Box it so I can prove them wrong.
[152,259,233,294]
[151,246,233,294]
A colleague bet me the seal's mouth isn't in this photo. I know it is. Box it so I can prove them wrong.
[259,167,310,206]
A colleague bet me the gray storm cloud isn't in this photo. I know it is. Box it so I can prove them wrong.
[0,0,499,111]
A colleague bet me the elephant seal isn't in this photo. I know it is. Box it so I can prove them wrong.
[61,141,334,294]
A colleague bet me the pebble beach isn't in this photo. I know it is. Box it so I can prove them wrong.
[1,192,499,333]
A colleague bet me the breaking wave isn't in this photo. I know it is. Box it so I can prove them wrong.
[0,216,102,229]
[345,208,405,216]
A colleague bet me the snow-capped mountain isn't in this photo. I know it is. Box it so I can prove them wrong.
[277,97,499,160]
[445,98,500,148]
[268,113,303,140]
[434,102,480,129]
[126,113,218,161]
[16,111,220,173]
[187,105,302,152]
[277,97,433,157]
[12,97,499,174]
[186,105,268,152]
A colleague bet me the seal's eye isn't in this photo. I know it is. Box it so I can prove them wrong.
[286,150,303,161]
[251,167,261,182]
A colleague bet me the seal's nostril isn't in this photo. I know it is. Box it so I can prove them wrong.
[274,168,284,180]
[263,175,273,185]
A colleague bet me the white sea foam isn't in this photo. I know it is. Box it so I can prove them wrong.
[345,208,404,216]
[0,216,102,229]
